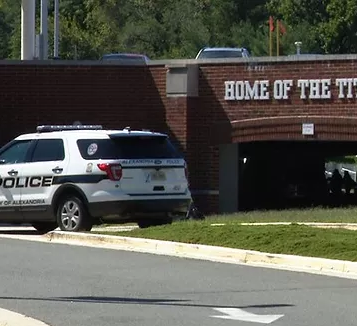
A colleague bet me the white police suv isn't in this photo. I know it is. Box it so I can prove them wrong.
[0,124,192,232]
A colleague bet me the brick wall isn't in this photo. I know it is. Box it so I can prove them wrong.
[0,63,167,143]
[199,58,357,129]
[187,57,357,213]
[2,56,357,214]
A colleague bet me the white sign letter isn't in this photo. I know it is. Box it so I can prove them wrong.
[274,80,284,99]
[336,78,347,99]
[235,81,245,100]
[259,80,269,100]
[224,81,235,100]
[346,78,354,98]
[298,79,309,99]
[309,79,320,99]
[244,81,259,100]
[320,79,331,99]
[283,80,293,99]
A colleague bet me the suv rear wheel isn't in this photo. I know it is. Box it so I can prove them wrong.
[56,196,93,232]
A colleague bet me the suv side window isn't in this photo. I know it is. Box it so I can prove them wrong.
[31,139,65,162]
[0,140,32,164]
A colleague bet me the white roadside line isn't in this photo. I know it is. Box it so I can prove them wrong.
[0,307,50,326]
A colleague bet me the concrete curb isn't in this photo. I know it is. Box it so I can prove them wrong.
[0,308,50,326]
[46,231,357,279]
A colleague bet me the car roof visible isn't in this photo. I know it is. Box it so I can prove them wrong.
[16,129,166,140]
[201,47,247,52]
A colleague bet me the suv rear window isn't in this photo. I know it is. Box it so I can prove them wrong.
[77,136,182,160]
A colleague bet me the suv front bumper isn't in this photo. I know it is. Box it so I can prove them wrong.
[88,198,191,218]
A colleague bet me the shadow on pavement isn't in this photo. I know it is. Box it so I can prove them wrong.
[0,296,294,310]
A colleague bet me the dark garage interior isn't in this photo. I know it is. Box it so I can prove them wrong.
[226,141,357,212]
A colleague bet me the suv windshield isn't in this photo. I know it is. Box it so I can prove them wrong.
[77,136,182,160]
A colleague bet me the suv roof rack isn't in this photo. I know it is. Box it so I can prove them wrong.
[36,125,103,133]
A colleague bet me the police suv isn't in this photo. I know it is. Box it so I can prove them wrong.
[0,124,192,232]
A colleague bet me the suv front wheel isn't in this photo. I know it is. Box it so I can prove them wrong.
[56,196,93,232]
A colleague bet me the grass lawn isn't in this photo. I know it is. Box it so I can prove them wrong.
[95,207,357,262]
[205,207,357,223]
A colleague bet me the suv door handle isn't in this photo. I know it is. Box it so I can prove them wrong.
[52,167,63,174]
[8,169,18,176]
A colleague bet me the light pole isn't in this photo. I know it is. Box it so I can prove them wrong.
[54,0,59,58]
[40,0,49,59]
[21,0,36,60]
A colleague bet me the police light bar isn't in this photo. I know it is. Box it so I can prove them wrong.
[36,125,103,132]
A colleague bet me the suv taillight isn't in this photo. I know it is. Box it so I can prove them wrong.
[97,163,122,181]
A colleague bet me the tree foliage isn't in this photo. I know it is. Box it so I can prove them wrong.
[0,0,356,59]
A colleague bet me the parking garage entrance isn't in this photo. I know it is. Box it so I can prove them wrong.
[218,118,357,212]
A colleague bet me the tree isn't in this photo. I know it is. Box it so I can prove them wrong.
[3,0,357,59]
[0,10,12,59]
[0,0,21,59]
[267,0,357,54]
[318,0,357,53]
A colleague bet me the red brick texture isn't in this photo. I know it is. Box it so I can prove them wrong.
[0,64,167,141]
[2,57,357,213]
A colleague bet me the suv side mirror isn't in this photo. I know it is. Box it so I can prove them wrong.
[0,159,6,165]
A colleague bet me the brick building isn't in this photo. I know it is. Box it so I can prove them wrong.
[1,55,357,213]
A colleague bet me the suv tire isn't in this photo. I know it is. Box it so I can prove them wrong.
[56,196,93,232]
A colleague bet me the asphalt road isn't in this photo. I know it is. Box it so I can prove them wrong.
[0,235,357,326]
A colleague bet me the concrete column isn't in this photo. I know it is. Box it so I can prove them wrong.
[21,0,36,60]
[219,143,239,213]
[40,0,49,59]
[166,64,198,97]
